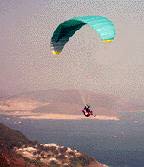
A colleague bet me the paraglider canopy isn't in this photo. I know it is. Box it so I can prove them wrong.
[51,15,116,55]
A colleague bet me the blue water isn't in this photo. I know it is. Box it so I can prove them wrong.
[0,115,144,167]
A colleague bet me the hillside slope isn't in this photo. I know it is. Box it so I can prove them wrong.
[0,123,108,167]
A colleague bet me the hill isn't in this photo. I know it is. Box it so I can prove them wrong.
[0,89,122,120]
[1,88,142,120]
[0,123,34,148]
[0,123,108,167]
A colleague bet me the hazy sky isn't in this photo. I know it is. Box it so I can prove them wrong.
[0,0,144,100]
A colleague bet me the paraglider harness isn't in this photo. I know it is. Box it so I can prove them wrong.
[82,104,95,117]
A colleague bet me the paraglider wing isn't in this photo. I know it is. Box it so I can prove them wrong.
[50,16,116,55]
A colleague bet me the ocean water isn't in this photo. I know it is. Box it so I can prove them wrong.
[0,115,144,167]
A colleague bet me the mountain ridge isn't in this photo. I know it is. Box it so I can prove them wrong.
[0,89,143,120]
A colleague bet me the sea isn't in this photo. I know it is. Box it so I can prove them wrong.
[0,113,144,167]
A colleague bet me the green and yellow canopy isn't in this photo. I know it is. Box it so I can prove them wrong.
[51,16,116,55]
